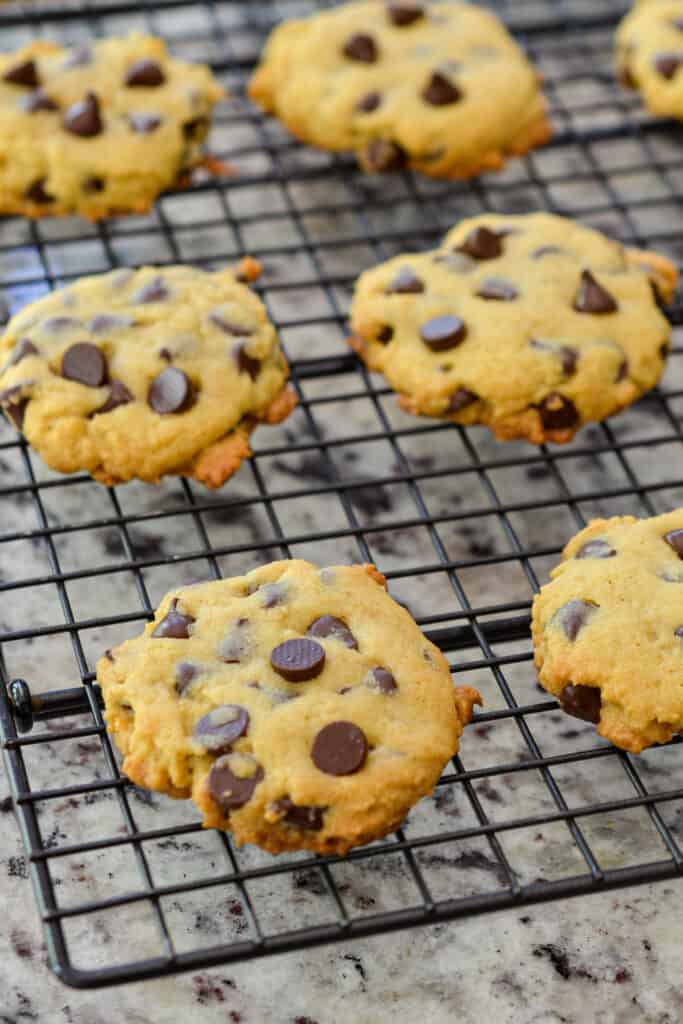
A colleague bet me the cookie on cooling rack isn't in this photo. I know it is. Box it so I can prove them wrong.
[98,560,481,854]
[617,1,683,116]
[248,0,550,179]
[532,510,683,754]
[0,35,224,219]
[348,211,677,445]
[0,261,296,487]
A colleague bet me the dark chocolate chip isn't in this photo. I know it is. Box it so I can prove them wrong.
[420,315,466,352]
[615,358,628,383]
[311,721,368,776]
[134,276,169,304]
[363,139,406,172]
[529,339,578,377]
[356,91,382,113]
[22,89,58,113]
[209,312,253,336]
[386,267,424,294]
[148,367,193,414]
[91,380,133,416]
[387,1,424,26]
[573,270,618,314]
[124,59,165,88]
[260,581,287,608]
[370,667,397,694]
[62,343,107,387]
[24,178,54,204]
[343,33,378,63]
[182,116,208,141]
[83,175,104,194]
[654,53,683,80]
[555,599,597,641]
[6,339,38,368]
[538,392,579,431]
[4,59,39,88]
[476,277,518,301]
[105,648,115,662]
[575,538,616,560]
[377,325,394,343]
[558,684,601,724]
[152,598,195,638]
[307,615,358,649]
[532,245,565,259]
[176,661,199,695]
[664,529,683,559]
[233,343,261,380]
[63,92,103,138]
[88,314,132,334]
[194,704,249,753]
[458,226,503,261]
[446,388,478,413]
[270,638,325,682]
[208,753,264,810]
[218,619,250,663]
[129,112,162,134]
[422,71,461,106]
[0,385,30,430]
[271,797,325,831]
[159,348,173,362]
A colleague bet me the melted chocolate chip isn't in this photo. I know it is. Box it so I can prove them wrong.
[22,89,58,114]
[218,619,250,663]
[63,92,103,137]
[446,388,478,413]
[124,60,165,88]
[0,386,29,430]
[575,538,616,559]
[272,797,326,831]
[24,179,54,204]
[88,314,132,334]
[369,667,397,694]
[422,71,461,106]
[538,392,579,431]
[558,684,601,724]
[307,615,357,649]
[532,245,566,259]
[233,343,260,380]
[4,59,39,88]
[152,598,195,638]
[134,277,169,304]
[129,112,162,134]
[476,277,518,301]
[529,339,579,377]
[664,529,683,559]
[555,599,597,641]
[356,91,382,113]
[654,53,683,80]
[377,325,394,343]
[458,226,503,261]
[148,367,194,414]
[6,339,38,368]
[387,1,424,26]
[311,721,368,776]
[159,348,173,362]
[176,661,199,695]
[420,315,466,351]
[343,33,378,63]
[194,705,249,753]
[271,638,325,682]
[386,267,424,294]
[62,343,107,387]
[91,380,133,416]
[208,753,264,810]
[363,139,406,172]
[573,270,618,314]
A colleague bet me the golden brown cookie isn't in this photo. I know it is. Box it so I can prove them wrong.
[617,0,683,118]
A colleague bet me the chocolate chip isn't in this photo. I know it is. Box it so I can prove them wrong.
[63,92,103,137]
[664,529,683,559]
[476,277,518,301]
[22,90,58,114]
[654,53,683,80]
[124,60,165,88]
[555,599,597,641]
[311,721,368,776]
[558,684,601,724]
[422,71,461,106]
[343,33,378,62]
[182,116,208,141]
[377,325,394,343]
[194,705,249,753]
[42,317,81,334]
[159,348,173,362]
[209,312,253,336]
[433,251,475,273]
[152,598,195,638]
[129,112,162,134]
[6,339,38,368]
[0,386,30,430]
[24,179,54,204]
[387,1,424,26]
[271,797,325,831]
[529,339,578,377]
[148,367,194,414]
[575,538,616,559]
[356,91,382,113]
[446,388,478,413]
[420,315,466,352]
[208,753,263,810]
[91,380,133,416]
[4,59,39,88]
[62,343,107,387]
[532,245,565,259]
[386,267,424,294]
[573,270,618,314]
[134,277,169,304]
[260,581,287,608]
[218,619,250,663]
[615,359,628,383]
[363,139,406,172]
[105,649,115,662]
[233,343,260,380]
[307,615,358,649]
[458,226,503,261]
[176,661,199,695]
[64,46,92,70]
[271,638,325,682]
[619,65,636,89]
[83,176,105,195]
[88,314,132,334]
[369,667,397,694]
[538,392,579,431]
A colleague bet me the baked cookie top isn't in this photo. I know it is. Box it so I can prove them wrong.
[349,212,677,444]
[532,510,683,754]
[98,560,481,855]
[0,263,294,487]
[248,1,550,179]
[617,0,683,117]
[0,35,224,219]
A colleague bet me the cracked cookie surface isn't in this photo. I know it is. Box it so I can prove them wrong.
[98,560,481,854]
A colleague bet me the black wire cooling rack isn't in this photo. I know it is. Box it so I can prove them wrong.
[2,0,683,991]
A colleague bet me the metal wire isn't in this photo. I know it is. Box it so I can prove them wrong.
[1,0,683,990]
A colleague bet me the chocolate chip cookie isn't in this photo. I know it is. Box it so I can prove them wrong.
[98,560,481,854]
[532,510,683,753]
[248,1,550,179]
[617,0,683,117]
[0,35,224,219]
[349,212,677,444]
[0,261,295,487]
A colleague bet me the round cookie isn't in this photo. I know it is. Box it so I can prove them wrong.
[349,212,677,444]
[98,560,481,854]
[0,261,295,487]
[616,1,683,117]
[248,1,550,179]
[532,510,683,754]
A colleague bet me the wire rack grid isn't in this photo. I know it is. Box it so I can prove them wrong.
[1,0,683,991]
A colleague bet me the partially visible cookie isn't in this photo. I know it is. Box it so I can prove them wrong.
[0,261,295,487]
[349,212,677,444]
[98,560,481,854]
[532,510,683,753]
[248,1,550,179]
[616,1,683,116]
[0,35,224,220]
